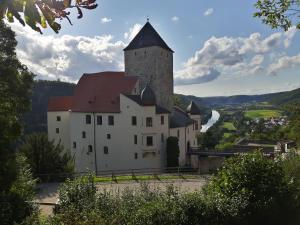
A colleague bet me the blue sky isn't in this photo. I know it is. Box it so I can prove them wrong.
[9,0,300,97]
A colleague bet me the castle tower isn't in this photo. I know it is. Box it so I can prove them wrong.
[124,21,174,111]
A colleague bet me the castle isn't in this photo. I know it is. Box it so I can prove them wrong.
[47,22,202,173]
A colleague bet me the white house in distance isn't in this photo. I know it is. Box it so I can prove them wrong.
[48,21,202,173]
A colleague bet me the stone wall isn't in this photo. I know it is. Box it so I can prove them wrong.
[191,156,225,174]
[124,46,173,111]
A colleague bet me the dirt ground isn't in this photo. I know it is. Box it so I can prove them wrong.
[36,177,210,216]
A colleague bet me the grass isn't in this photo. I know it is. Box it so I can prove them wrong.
[244,109,282,119]
[94,174,201,183]
[223,132,233,139]
[222,122,236,131]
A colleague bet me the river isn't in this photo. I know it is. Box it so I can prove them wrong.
[201,110,220,132]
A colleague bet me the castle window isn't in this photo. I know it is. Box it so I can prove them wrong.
[73,142,76,149]
[132,116,137,126]
[56,128,59,134]
[146,117,152,127]
[177,130,180,138]
[187,128,189,134]
[56,116,61,121]
[97,116,102,125]
[134,153,138,159]
[161,116,164,125]
[82,131,86,139]
[104,146,109,154]
[107,134,111,139]
[108,116,114,125]
[134,135,138,144]
[134,51,137,56]
[88,145,93,152]
[161,133,164,143]
[86,115,91,124]
[195,122,199,130]
[146,136,153,146]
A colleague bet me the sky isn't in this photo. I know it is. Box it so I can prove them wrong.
[7,0,300,97]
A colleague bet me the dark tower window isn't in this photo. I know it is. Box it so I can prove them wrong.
[56,128,59,134]
[107,134,111,139]
[86,115,91,124]
[88,145,93,152]
[73,142,76,149]
[56,116,61,121]
[82,131,86,138]
[161,133,164,143]
[134,153,138,159]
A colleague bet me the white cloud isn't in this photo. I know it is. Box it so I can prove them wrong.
[9,23,126,82]
[204,8,214,16]
[284,26,297,48]
[101,17,112,24]
[171,16,179,22]
[175,29,296,85]
[124,23,142,40]
[268,54,300,75]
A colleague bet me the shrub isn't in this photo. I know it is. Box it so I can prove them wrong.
[19,133,74,182]
[204,151,300,225]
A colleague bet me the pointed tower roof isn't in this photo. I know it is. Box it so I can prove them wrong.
[124,22,174,52]
[140,85,156,106]
[186,101,202,115]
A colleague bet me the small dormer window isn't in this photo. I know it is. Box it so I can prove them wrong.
[56,116,61,121]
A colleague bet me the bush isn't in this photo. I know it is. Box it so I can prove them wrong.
[19,133,74,182]
[203,151,300,225]
[0,154,37,225]
[28,152,300,225]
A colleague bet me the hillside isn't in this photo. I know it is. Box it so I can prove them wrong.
[23,80,75,134]
[187,88,300,108]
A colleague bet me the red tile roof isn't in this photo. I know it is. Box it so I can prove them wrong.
[48,96,73,112]
[47,72,138,113]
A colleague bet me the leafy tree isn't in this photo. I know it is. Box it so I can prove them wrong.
[166,137,180,167]
[19,133,74,181]
[0,154,37,225]
[254,0,300,31]
[204,151,300,225]
[0,19,33,191]
[0,0,98,33]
